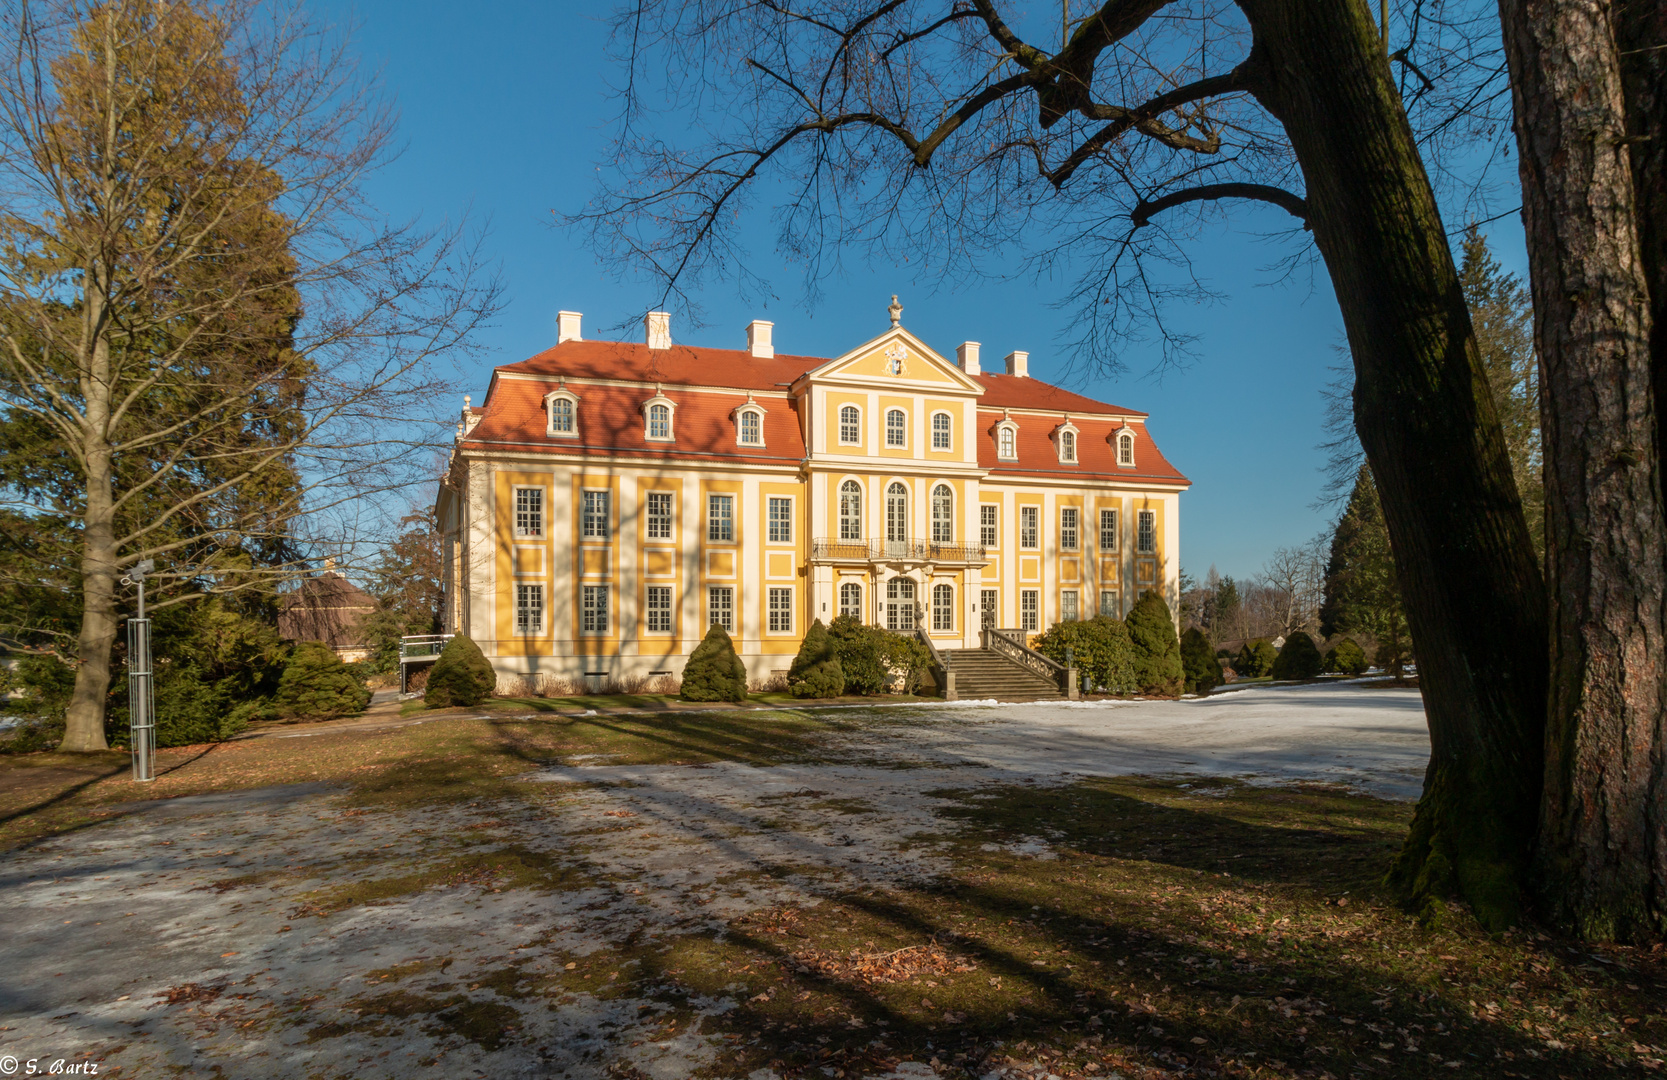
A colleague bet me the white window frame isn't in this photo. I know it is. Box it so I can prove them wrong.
[513,486,545,539]
[515,583,544,635]
[885,482,909,543]
[767,496,793,544]
[1137,509,1157,554]
[930,484,953,543]
[839,480,863,541]
[932,583,954,631]
[735,404,766,447]
[1020,589,1040,632]
[1099,589,1119,618]
[708,586,734,631]
[980,504,998,548]
[767,587,793,633]
[980,588,998,625]
[546,393,579,437]
[996,421,1019,461]
[885,408,907,448]
[1099,508,1119,553]
[580,585,610,635]
[1060,507,1079,552]
[647,402,672,441]
[645,491,674,540]
[839,404,861,445]
[645,585,673,633]
[1060,429,1077,463]
[1019,505,1039,549]
[1060,589,1080,623]
[931,411,952,450]
[581,489,611,541]
[1117,429,1136,467]
[839,581,863,619]
[707,493,734,543]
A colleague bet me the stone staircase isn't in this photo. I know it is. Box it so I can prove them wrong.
[942,647,1065,701]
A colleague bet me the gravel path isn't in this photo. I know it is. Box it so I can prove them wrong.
[0,684,1428,1079]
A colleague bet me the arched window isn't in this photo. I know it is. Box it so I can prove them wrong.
[839,581,863,619]
[932,583,954,631]
[738,410,762,445]
[885,482,908,546]
[885,409,907,447]
[1061,430,1076,462]
[839,480,863,540]
[931,412,951,450]
[931,484,953,543]
[647,402,671,440]
[998,425,1017,460]
[1117,431,1134,466]
[839,405,861,444]
[548,396,575,434]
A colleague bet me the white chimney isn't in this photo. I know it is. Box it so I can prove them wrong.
[956,341,981,376]
[1005,350,1029,378]
[645,311,672,350]
[747,320,775,359]
[557,310,582,343]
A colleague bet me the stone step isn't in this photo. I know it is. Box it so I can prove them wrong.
[941,647,1064,701]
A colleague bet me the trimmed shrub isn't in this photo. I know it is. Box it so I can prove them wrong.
[828,615,885,694]
[1033,616,1137,695]
[874,631,934,695]
[788,619,846,699]
[1235,639,1278,678]
[1270,631,1324,680]
[1126,591,1183,696]
[1180,627,1223,695]
[681,624,748,703]
[423,634,496,708]
[275,642,372,721]
[1324,636,1369,676]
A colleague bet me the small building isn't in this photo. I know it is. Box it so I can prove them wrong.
[279,571,377,663]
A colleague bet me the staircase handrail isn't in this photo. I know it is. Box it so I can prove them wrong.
[914,625,947,693]
[981,627,1069,693]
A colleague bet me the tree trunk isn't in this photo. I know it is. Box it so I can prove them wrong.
[1616,0,1666,490]
[63,435,116,753]
[1499,0,1666,942]
[1240,0,1549,928]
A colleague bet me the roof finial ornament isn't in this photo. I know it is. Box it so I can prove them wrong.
[888,294,902,327]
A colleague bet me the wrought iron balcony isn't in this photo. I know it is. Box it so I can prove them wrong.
[809,537,987,565]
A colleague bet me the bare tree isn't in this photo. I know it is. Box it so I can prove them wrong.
[1259,535,1326,638]
[0,0,498,751]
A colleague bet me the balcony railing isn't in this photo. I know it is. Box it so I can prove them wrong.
[810,537,987,565]
[399,634,453,662]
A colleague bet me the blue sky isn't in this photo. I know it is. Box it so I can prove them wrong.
[321,0,1529,581]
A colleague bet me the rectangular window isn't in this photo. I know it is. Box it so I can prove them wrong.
[931,413,951,450]
[1099,508,1118,552]
[981,589,998,626]
[767,497,792,543]
[646,492,673,540]
[707,494,734,542]
[839,582,863,619]
[980,505,998,548]
[1060,507,1079,551]
[1137,510,1156,554]
[708,586,734,632]
[885,409,906,447]
[515,583,543,634]
[932,583,954,631]
[839,406,860,444]
[645,586,672,633]
[514,487,544,539]
[1020,506,1039,549]
[581,585,609,634]
[1061,590,1079,622]
[581,490,610,540]
[740,411,762,445]
[768,587,793,633]
[1099,589,1119,618]
[1020,589,1039,632]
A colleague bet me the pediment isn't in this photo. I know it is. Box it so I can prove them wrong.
[799,327,984,394]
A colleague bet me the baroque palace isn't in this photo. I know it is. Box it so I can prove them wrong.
[436,300,1188,685]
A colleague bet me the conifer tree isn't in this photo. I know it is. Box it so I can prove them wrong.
[1126,591,1182,697]
[275,642,371,721]
[788,619,845,699]
[1270,631,1324,680]
[1180,627,1222,695]
[680,624,748,703]
[424,635,497,708]
[1322,467,1413,676]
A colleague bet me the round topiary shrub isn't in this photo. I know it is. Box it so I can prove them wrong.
[828,615,886,694]
[1033,616,1137,695]
[275,642,372,720]
[1325,636,1369,676]
[423,634,497,708]
[681,624,749,703]
[788,619,846,699]
[1235,639,1278,678]
[1270,630,1324,680]
[1180,627,1223,695]
[1126,591,1183,696]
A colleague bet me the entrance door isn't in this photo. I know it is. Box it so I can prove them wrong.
[886,578,917,631]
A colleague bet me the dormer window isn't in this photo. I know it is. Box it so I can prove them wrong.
[640,387,676,442]
[733,397,766,447]
[545,386,580,437]
[1053,419,1080,464]
[995,419,1019,461]
[1116,426,1136,466]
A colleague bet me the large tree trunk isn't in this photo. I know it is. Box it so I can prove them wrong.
[1617,0,1666,485]
[61,310,116,754]
[1240,0,1549,928]
[1499,0,1666,942]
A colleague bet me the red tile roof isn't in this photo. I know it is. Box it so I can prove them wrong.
[975,411,1185,483]
[498,340,820,391]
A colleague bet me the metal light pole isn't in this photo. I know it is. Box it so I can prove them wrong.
[124,559,156,782]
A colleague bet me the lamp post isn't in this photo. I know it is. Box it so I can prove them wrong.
[122,559,156,782]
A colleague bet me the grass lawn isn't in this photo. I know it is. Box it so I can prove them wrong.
[396,690,944,715]
[1,705,1662,1078]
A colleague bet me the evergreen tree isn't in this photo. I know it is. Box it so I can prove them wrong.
[1270,630,1324,680]
[274,642,371,721]
[423,634,497,708]
[680,624,748,703]
[1180,627,1222,694]
[1324,637,1369,676]
[1235,639,1279,678]
[360,509,445,674]
[788,619,845,698]
[1321,467,1413,676]
[1213,576,1241,644]
[827,615,886,695]
[1125,591,1183,697]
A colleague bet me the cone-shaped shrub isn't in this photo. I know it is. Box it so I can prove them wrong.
[788,619,846,699]
[1180,627,1222,695]
[1270,630,1324,680]
[275,642,372,720]
[424,634,497,708]
[681,624,749,702]
[1235,639,1278,678]
[1126,591,1183,696]
[1325,636,1370,675]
